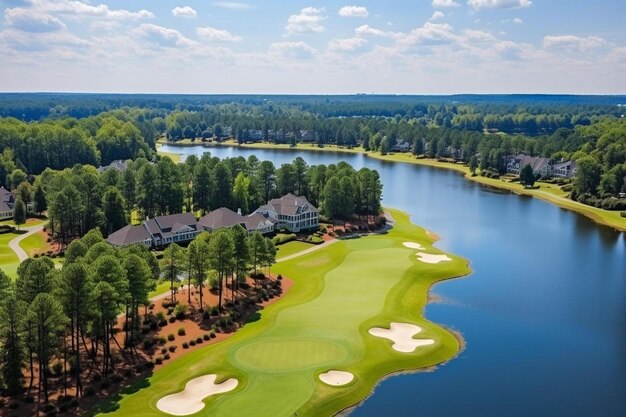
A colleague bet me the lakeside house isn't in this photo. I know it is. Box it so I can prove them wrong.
[505,154,578,179]
[107,194,318,247]
[254,193,319,233]
[0,186,15,220]
[96,159,128,174]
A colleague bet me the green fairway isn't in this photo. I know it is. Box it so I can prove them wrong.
[276,240,315,259]
[93,209,470,417]
[0,232,21,278]
[18,231,47,256]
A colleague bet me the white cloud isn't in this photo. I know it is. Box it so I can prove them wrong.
[462,29,496,42]
[467,0,532,10]
[270,41,317,59]
[4,7,66,32]
[328,37,368,53]
[429,11,445,22]
[172,6,197,18]
[133,24,195,48]
[513,17,524,24]
[543,35,606,51]
[285,7,326,35]
[338,6,369,18]
[212,2,253,10]
[197,26,241,42]
[402,22,457,47]
[432,0,459,7]
[0,28,89,52]
[355,24,400,39]
[30,0,154,20]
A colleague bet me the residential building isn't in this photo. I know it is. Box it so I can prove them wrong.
[198,207,274,234]
[0,187,15,220]
[552,160,578,179]
[506,154,552,177]
[391,139,411,152]
[96,159,128,174]
[254,193,319,232]
[107,212,201,247]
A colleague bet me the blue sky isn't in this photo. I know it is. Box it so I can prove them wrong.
[0,0,624,94]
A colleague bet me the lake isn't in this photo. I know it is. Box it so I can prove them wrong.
[161,144,626,417]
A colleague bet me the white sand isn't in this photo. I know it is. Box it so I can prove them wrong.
[156,374,238,416]
[319,370,354,386]
[416,252,451,264]
[403,242,425,250]
[369,322,435,353]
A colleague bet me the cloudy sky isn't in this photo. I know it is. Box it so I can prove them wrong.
[0,0,624,94]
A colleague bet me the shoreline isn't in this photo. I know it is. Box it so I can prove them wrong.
[158,139,626,233]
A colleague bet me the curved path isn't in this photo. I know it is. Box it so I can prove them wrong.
[8,224,44,262]
[276,239,338,263]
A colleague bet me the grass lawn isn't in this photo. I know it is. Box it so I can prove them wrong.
[276,241,316,260]
[0,232,21,278]
[18,231,47,256]
[160,141,626,232]
[149,281,172,299]
[0,217,47,227]
[92,209,470,417]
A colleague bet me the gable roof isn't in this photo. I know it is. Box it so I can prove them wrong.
[154,212,198,231]
[0,187,15,212]
[97,160,128,173]
[265,193,317,216]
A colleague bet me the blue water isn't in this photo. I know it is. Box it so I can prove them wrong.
[161,144,626,417]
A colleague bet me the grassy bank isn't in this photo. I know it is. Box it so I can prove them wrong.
[158,140,626,232]
[92,209,470,417]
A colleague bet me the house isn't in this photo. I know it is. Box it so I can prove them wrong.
[0,187,15,220]
[506,154,552,178]
[96,160,128,174]
[552,160,578,179]
[107,212,201,247]
[198,207,274,234]
[254,193,319,233]
[391,139,411,153]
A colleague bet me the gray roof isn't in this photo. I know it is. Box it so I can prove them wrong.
[517,155,551,172]
[106,224,151,246]
[198,208,246,230]
[97,160,128,173]
[0,187,15,212]
[264,193,317,216]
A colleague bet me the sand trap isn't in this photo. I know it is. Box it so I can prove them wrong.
[156,374,238,416]
[403,241,424,250]
[319,370,354,386]
[416,252,451,264]
[369,322,435,353]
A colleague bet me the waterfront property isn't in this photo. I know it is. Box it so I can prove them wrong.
[96,159,128,174]
[505,153,578,178]
[107,194,317,247]
[254,193,319,233]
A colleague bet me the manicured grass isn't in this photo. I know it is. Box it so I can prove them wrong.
[0,217,47,227]
[18,231,47,256]
[276,240,315,259]
[149,281,172,299]
[93,209,470,417]
[0,232,21,278]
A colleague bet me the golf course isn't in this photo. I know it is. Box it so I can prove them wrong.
[93,209,470,417]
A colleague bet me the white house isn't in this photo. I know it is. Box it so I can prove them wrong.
[254,193,319,233]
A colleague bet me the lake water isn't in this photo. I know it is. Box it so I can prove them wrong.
[161,144,626,417]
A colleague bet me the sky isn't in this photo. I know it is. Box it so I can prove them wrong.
[0,0,625,94]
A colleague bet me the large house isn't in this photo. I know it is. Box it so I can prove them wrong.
[0,187,15,220]
[198,207,274,234]
[254,193,319,233]
[96,160,128,174]
[506,154,578,179]
[107,212,201,247]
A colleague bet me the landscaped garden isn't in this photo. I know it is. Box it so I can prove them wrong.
[93,210,470,417]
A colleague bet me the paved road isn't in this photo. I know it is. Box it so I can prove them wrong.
[8,224,45,262]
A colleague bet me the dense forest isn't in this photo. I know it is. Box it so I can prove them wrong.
[0,94,624,214]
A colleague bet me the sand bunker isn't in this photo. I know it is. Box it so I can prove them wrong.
[403,242,425,250]
[416,252,451,264]
[156,374,238,416]
[319,370,354,386]
[368,322,434,353]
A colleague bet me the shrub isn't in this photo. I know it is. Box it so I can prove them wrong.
[168,345,177,352]
[161,348,167,355]
[203,333,210,341]
[210,331,216,339]
[177,327,186,336]
[163,353,170,360]
[272,233,296,245]
[52,361,63,376]
[157,336,167,346]
[621,211,626,218]
[145,361,155,370]
[155,357,163,365]
[173,303,188,320]
[169,316,176,323]
[196,337,203,344]
[182,342,189,349]
[167,333,175,341]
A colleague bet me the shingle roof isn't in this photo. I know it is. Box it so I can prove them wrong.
[198,208,245,230]
[0,187,15,212]
[266,193,317,216]
[106,224,151,246]
[154,212,198,231]
[244,213,274,231]
[97,160,128,173]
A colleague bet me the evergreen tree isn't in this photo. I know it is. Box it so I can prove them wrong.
[13,197,26,230]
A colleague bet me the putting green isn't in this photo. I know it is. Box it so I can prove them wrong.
[93,209,470,417]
